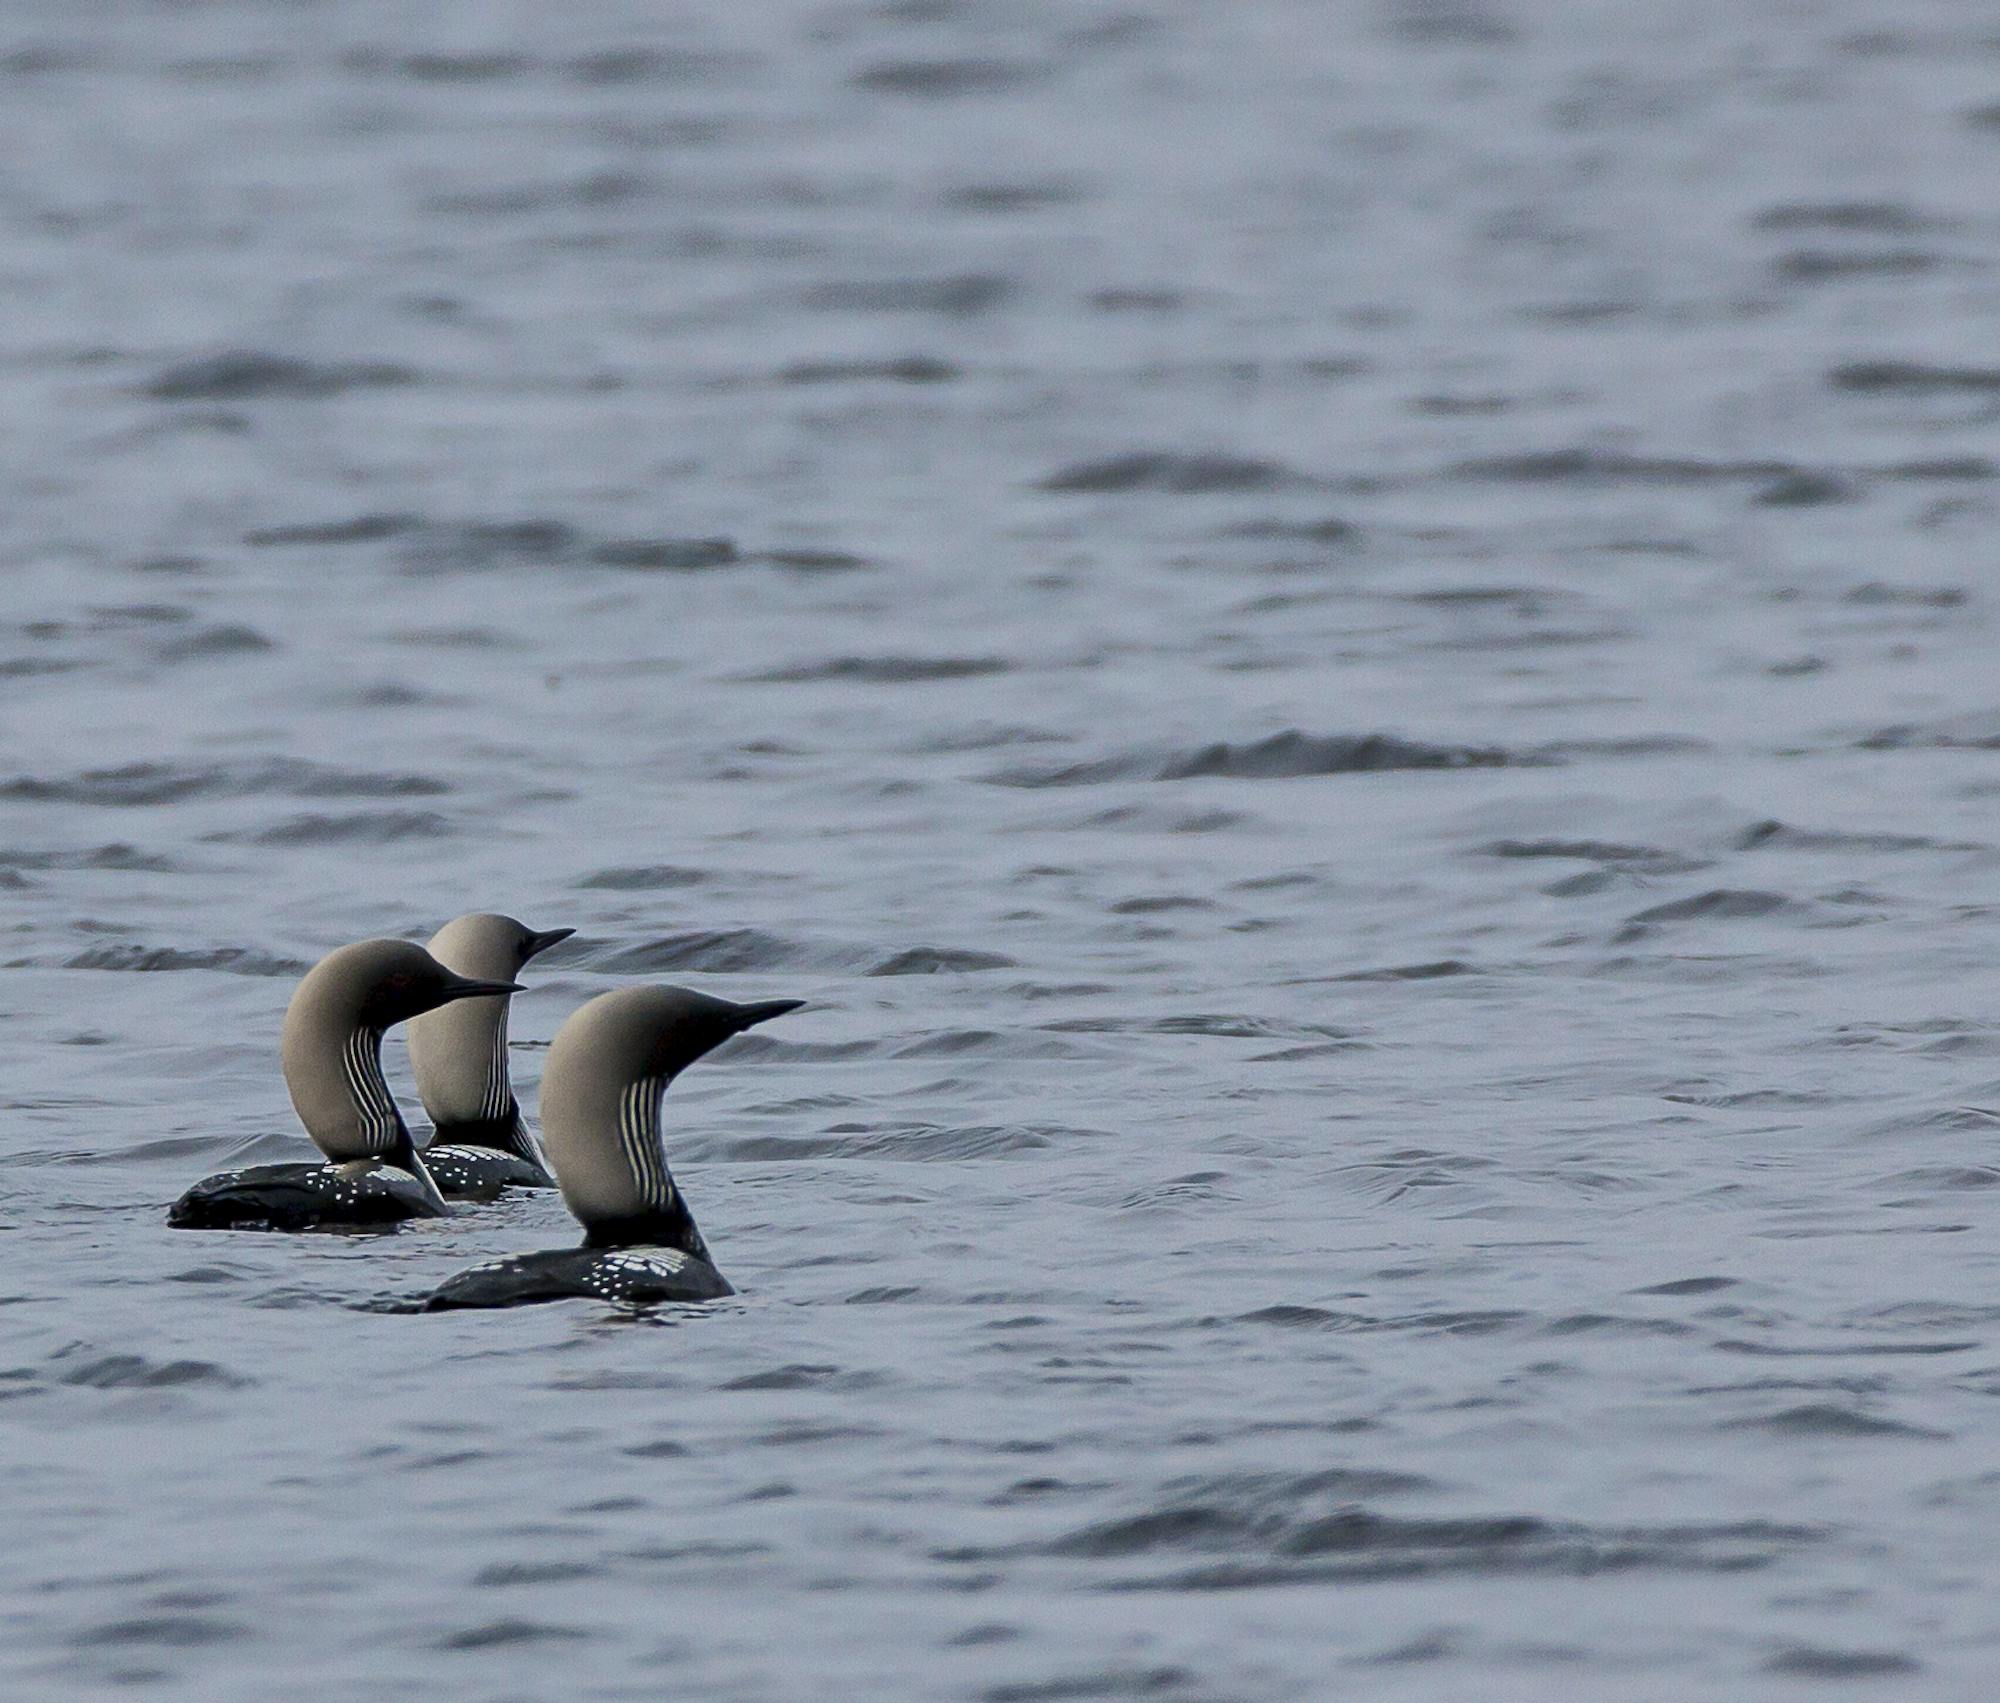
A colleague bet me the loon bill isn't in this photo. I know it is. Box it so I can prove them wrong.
[168,938,523,1232]
[425,985,803,1308]
[407,911,574,1196]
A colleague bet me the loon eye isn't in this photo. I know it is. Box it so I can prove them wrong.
[385,972,412,990]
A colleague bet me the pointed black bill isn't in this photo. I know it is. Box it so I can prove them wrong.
[524,927,576,961]
[729,998,805,1032]
[443,975,526,1002]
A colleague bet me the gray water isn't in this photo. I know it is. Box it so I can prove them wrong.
[6,0,2000,1695]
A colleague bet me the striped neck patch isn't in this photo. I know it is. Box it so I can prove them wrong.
[341,1026,404,1156]
[615,1074,676,1212]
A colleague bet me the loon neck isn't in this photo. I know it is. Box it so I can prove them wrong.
[285,992,414,1162]
[286,1021,444,1210]
[583,1073,712,1262]
[340,1025,410,1156]
[580,1200,713,1261]
[429,1100,540,1162]
[408,990,517,1130]
[473,1007,513,1124]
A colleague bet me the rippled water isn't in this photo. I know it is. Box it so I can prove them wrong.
[7,0,2000,1695]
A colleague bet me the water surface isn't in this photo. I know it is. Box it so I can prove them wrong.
[6,1,2000,1696]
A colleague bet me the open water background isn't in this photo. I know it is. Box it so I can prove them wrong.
[6,0,2000,1695]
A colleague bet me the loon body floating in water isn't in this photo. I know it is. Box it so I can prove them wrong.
[425,985,802,1308]
[168,939,523,1232]
[407,912,573,1197]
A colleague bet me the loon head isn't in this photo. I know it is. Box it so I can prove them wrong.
[538,985,803,1255]
[281,937,523,1167]
[407,913,574,1131]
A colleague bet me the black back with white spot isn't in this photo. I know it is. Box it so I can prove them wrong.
[167,1161,445,1232]
[423,1246,733,1310]
[420,1144,554,1201]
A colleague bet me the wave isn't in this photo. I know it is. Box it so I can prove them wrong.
[155,624,276,662]
[54,1351,248,1390]
[0,843,178,872]
[589,929,858,973]
[244,513,417,546]
[1477,838,1705,873]
[242,511,878,579]
[745,656,1010,684]
[216,810,455,846]
[589,537,738,570]
[1829,359,2000,393]
[1856,712,2000,751]
[1454,448,1793,484]
[1623,889,1799,925]
[800,274,1011,314]
[1737,819,1982,853]
[1037,452,1309,494]
[145,350,416,401]
[957,1468,1820,1588]
[575,865,712,890]
[868,947,1018,975]
[0,758,446,806]
[64,944,306,976]
[991,731,1530,787]
[1725,1403,1945,1439]
[778,356,959,385]
[718,1124,1072,1161]
[852,58,1048,97]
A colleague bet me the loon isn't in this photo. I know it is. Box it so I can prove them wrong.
[406,912,573,1198]
[425,985,802,1308]
[167,939,523,1231]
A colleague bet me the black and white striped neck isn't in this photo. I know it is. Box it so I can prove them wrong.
[595,1074,711,1261]
[474,1010,514,1124]
[612,1076,672,1210]
[340,1025,408,1157]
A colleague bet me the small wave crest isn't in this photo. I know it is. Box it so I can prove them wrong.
[0,758,447,807]
[145,350,416,401]
[1037,452,1310,494]
[64,944,306,977]
[991,731,1528,787]
[945,1468,1817,1589]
